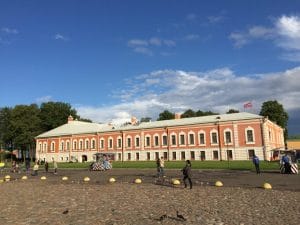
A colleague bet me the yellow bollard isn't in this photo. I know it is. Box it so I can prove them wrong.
[263,183,272,189]
[4,175,11,181]
[21,176,28,180]
[62,176,68,181]
[172,179,181,185]
[215,181,223,187]
[40,176,47,180]
[109,177,116,183]
[83,177,90,182]
[134,178,142,184]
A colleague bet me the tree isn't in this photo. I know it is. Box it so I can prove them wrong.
[181,109,196,118]
[196,110,218,117]
[10,104,42,160]
[0,107,13,150]
[260,100,289,140]
[39,102,79,131]
[140,117,152,122]
[157,110,175,121]
[226,109,240,114]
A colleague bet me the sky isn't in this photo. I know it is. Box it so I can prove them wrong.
[1,0,300,134]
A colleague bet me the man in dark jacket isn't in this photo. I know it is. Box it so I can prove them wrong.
[252,155,260,174]
[182,160,192,189]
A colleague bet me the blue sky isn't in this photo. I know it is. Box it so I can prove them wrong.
[1,0,300,134]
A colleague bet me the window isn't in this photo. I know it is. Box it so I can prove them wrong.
[154,136,159,146]
[136,153,139,161]
[211,132,218,144]
[73,141,77,150]
[199,133,205,145]
[118,138,122,148]
[191,151,195,160]
[155,152,159,160]
[162,135,168,146]
[43,143,47,152]
[100,139,104,149]
[246,129,254,142]
[145,136,150,147]
[127,137,131,147]
[66,141,70,151]
[85,140,89,149]
[51,142,55,152]
[39,143,42,152]
[118,153,122,161]
[180,134,185,145]
[225,131,232,144]
[135,137,140,147]
[172,152,176,160]
[109,138,113,148]
[227,150,233,160]
[147,152,150,160]
[213,150,219,160]
[163,152,168,160]
[79,140,83,150]
[127,153,131,160]
[248,149,255,159]
[171,135,176,145]
[181,151,185,160]
[60,141,64,151]
[91,139,96,149]
[200,151,206,160]
[189,133,195,145]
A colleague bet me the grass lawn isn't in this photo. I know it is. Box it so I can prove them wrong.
[1,160,287,171]
[52,160,282,171]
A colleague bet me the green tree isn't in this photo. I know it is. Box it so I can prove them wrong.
[39,102,79,131]
[0,107,13,150]
[196,110,218,116]
[10,104,42,160]
[226,109,240,114]
[140,117,152,122]
[260,100,289,140]
[181,109,196,118]
[157,110,175,121]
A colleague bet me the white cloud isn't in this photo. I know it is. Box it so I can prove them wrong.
[184,34,200,41]
[207,16,224,24]
[133,47,153,56]
[1,27,18,34]
[127,37,176,55]
[229,15,300,60]
[76,67,300,127]
[36,95,53,104]
[54,33,69,41]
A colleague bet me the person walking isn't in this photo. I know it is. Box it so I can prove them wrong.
[252,154,260,174]
[282,154,291,174]
[32,162,39,176]
[159,157,165,177]
[182,160,192,189]
[53,160,58,174]
[156,158,161,177]
[44,161,49,173]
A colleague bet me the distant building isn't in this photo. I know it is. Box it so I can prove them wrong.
[287,140,300,151]
[35,113,284,162]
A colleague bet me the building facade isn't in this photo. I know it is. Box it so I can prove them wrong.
[35,113,284,162]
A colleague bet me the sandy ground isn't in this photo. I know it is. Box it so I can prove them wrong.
[0,168,299,225]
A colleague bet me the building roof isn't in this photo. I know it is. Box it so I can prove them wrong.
[36,112,263,138]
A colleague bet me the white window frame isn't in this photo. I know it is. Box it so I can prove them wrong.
[170,132,177,146]
[210,129,219,145]
[50,141,55,152]
[179,132,186,146]
[245,126,255,144]
[198,130,206,146]
[145,135,151,147]
[153,133,160,147]
[188,131,195,146]
[135,135,140,148]
[223,128,233,145]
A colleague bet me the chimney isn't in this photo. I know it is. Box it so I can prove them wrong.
[131,116,138,125]
[175,113,181,119]
[68,115,74,123]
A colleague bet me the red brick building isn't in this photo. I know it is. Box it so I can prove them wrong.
[35,112,284,162]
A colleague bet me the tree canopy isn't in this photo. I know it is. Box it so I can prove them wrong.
[226,109,240,114]
[0,102,91,158]
[259,100,289,140]
[157,110,175,121]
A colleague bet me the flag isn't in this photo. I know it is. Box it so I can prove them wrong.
[243,101,252,109]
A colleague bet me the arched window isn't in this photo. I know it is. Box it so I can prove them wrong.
[179,132,186,146]
[85,139,89,149]
[51,141,55,152]
[145,135,151,147]
[188,131,195,145]
[153,133,159,147]
[108,137,113,149]
[91,138,96,149]
[43,142,47,152]
[210,129,218,145]
[198,130,206,145]
[60,141,64,151]
[79,140,83,150]
[100,138,105,149]
[245,127,255,143]
[223,128,233,144]
[73,140,77,150]
[66,140,70,151]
